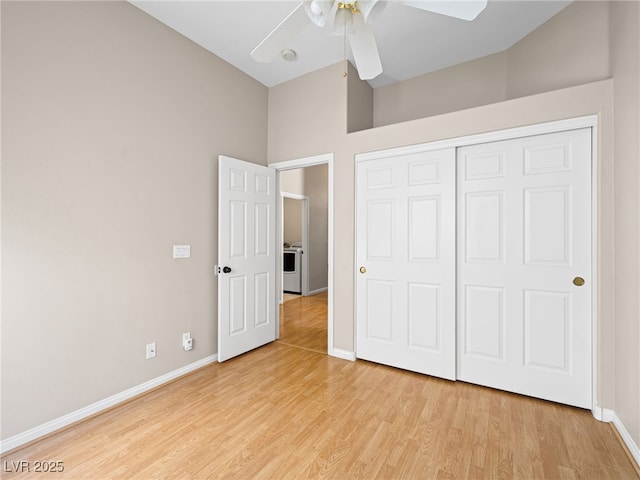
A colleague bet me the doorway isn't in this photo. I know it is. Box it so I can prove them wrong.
[271,154,335,356]
[281,193,309,300]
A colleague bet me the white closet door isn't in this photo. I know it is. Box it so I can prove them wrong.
[356,148,456,380]
[457,128,592,408]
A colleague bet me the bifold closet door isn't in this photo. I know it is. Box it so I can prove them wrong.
[457,128,592,408]
[356,148,456,380]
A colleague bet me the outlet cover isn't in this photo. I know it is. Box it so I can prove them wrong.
[173,245,191,259]
[182,332,193,351]
[146,342,156,359]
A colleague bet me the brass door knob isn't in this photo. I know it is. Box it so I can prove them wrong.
[573,277,585,286]
[359,266,367,274]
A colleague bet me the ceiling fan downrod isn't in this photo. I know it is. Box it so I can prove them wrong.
[341,2,349,77]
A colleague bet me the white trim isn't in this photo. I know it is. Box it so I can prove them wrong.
[592,406,616,423]
[0,354,218,454]
[280,192,308,201]
[301,194,309,298]
[270,153,332,171]
[594,408,640,468]
[591,125,600,412]
[270,153,335,357]
[276,176,284,318]
[612,411,640,468]
[330,348,356,361]
[356,115,599,163]
[308,287,328,296]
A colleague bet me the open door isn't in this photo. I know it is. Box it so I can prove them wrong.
[218,155,277,362]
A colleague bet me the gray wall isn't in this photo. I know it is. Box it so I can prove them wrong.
[373,52,507,127]
[373,1,611,127]
[304,164,329,294]
[283,198,303,247]
[611,0,640,450]
[1,1,268,439]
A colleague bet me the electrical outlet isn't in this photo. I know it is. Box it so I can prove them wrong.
[146,342,156,359]
[182,332,193,351]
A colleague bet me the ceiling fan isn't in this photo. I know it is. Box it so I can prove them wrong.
[251,0,488,81]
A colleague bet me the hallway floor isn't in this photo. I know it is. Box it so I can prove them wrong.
[278,291,328,354]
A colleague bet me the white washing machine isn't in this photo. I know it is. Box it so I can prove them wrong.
[283,247,302,294]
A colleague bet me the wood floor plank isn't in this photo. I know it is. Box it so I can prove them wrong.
[2,299,638,479]
[278,292,328,354]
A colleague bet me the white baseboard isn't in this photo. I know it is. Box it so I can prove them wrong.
[611,410,640,468]
[594,407,640,469]
[308,287,328,296]
[0,354,218,454]
[592,406,616,422]
[330,348,356,361]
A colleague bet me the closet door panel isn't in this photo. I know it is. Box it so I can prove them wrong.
[356,149,456,380]
[457,128,592,409]
[355,126,592,410]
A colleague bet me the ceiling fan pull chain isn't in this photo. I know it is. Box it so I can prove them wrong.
[343,5,348,78]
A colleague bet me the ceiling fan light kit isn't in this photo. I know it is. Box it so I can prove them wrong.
[250,0,488,81]
[304,0,335,26]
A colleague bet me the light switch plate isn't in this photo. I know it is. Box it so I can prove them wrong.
[173,245,191,259]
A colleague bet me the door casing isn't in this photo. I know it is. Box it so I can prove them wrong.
[270,154,339,358]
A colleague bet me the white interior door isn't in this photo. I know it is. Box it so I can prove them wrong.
[218,155,276,362]
[457,128,592,408]
[356,148,456,380]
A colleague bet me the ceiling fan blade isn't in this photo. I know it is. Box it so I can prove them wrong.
[397,0,487,21]
[348,15,383,80]
[251,2,311,63]
[357,0,386,24]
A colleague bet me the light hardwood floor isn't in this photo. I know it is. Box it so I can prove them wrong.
[3,295,638,479]
[278,291,328,354]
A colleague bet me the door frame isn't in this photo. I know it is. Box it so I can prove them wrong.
[354,115,601,416]
[270,153,336,357]
[280,192,310,300]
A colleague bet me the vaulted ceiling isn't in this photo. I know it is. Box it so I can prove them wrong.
[130,1,572,88]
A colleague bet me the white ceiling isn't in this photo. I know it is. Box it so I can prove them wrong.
[130,0,572,88]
